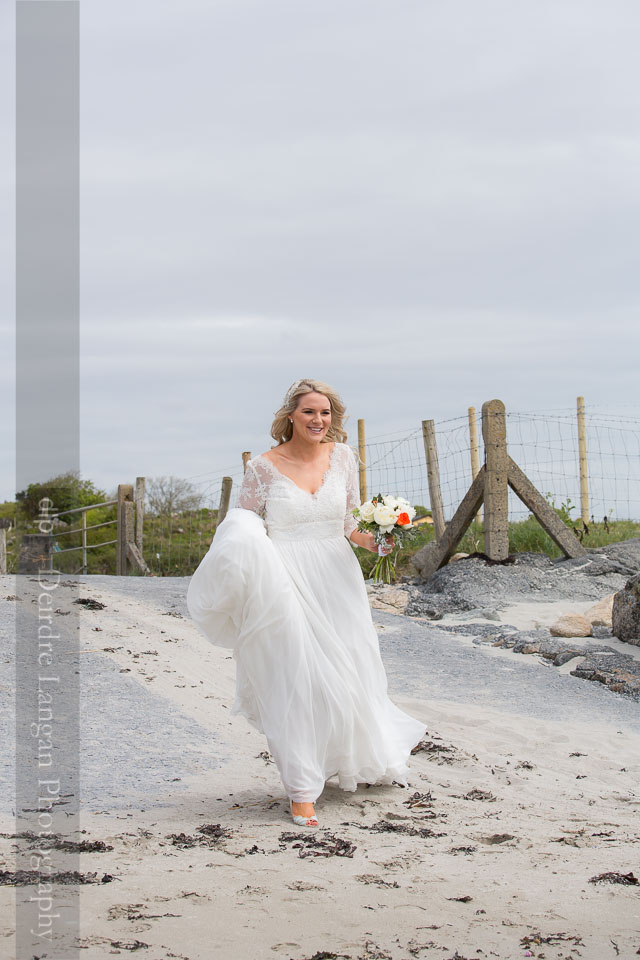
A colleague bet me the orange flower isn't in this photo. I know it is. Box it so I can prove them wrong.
[396,512,410,526]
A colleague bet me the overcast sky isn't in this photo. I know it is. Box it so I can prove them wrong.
[2,0,640,503]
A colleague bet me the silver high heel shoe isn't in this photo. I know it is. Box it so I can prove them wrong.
[290,800,318,827]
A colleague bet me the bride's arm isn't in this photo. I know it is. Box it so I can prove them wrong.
[344,446,378,553]
[236,459,267,517]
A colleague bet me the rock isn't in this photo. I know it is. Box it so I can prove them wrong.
[612,573,640,645]
[550,614,592,638]
[449,553,470,563]
[584,594,614,627]
[554,649,585,666]
[590,538,640,577]
[368,585,410,614]
[479,609,501,621]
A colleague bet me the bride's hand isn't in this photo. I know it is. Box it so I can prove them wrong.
[357,533,378,554]
[377,534,394,556]
[363,533,393,555]
[350,531,394,555]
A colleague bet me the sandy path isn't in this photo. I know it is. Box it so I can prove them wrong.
[2,575,640,960]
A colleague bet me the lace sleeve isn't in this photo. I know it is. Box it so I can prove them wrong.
[236,460,267,517]
[344,445,361,539]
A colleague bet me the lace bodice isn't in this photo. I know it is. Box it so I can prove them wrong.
[235,441,361,541]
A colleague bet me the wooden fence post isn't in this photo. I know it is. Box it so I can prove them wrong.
[357,419,367,503]
[116,484,133,575]
[135,477,145,554]
[468,406,482,524]
[218,477,232,524]
[577,396,589,524]
[482,399,509,561]
[421,420,446,541]
[0,527,6,574]
[413,398,586,579]
[242,451,251,473]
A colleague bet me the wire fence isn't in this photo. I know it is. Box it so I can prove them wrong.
[6,404,637,576]
[138,405,640,575]
[355,410,640,525]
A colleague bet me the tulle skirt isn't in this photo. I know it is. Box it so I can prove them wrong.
[186,508,427,802]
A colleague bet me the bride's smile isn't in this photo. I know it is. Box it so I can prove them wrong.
[290,394,332,446]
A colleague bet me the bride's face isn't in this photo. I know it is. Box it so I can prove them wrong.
[291,392,332,443]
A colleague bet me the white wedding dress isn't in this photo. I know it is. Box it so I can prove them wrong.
[186,440,427,802]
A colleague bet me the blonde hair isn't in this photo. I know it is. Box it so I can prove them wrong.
[270,378,348,446]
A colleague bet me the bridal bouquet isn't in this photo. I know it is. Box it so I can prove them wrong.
[352,494,418,584]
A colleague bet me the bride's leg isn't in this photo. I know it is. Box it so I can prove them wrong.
[290,800,316,818]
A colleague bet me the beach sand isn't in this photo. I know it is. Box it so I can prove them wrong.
[2,577,639,959]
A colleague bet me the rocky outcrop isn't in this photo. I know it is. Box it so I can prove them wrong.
[550,614,592,638]
[366,584,410,615]
[584,594,614,627]
[612,573,640,645]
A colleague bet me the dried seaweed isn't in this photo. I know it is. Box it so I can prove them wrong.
[166,823,232,848]
[520,931,583,947]
[463,788,496,802]
[354,820,446,839]
[0,869,116,886]
[279,831,356,859]
[403,790,435,809]
[589,871,638,885]
[73,598,106,610]
[355,874,400,888]
[1,830,112,852]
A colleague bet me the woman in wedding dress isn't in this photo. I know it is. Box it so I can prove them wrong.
[186,378,427,827]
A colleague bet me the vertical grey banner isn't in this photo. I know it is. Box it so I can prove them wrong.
[15,2,80,957]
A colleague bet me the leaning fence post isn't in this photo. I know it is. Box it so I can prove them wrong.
[218,477,232,524]
[482,399,509,561]
[468,406,482,525]
[421,420,446,542]
[357,419,367,503]
[577,396,589,524]
[116,483,134,575]
[242,451,251,473]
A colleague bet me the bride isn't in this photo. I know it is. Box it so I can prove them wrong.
[186,378,427,827]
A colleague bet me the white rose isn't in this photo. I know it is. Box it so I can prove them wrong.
[373,504,397,529]
[383,495,399,510]
[358,500,375,522]
[393,499,416,520]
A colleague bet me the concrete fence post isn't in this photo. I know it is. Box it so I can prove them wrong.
[482,399,509,561]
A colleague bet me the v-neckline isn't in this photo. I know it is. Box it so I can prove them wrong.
[258,442,338,498]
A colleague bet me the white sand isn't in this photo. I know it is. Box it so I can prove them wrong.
[2,583,640,960]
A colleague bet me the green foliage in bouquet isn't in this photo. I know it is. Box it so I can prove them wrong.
[352,493,420,583]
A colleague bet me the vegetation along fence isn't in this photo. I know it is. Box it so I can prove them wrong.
[138,396,640,577]
[4,397,638,577]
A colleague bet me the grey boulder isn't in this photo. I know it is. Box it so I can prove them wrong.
[612,573,640,645]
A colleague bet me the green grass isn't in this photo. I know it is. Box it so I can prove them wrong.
[3,496,639,579]
[350,515,640,579]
